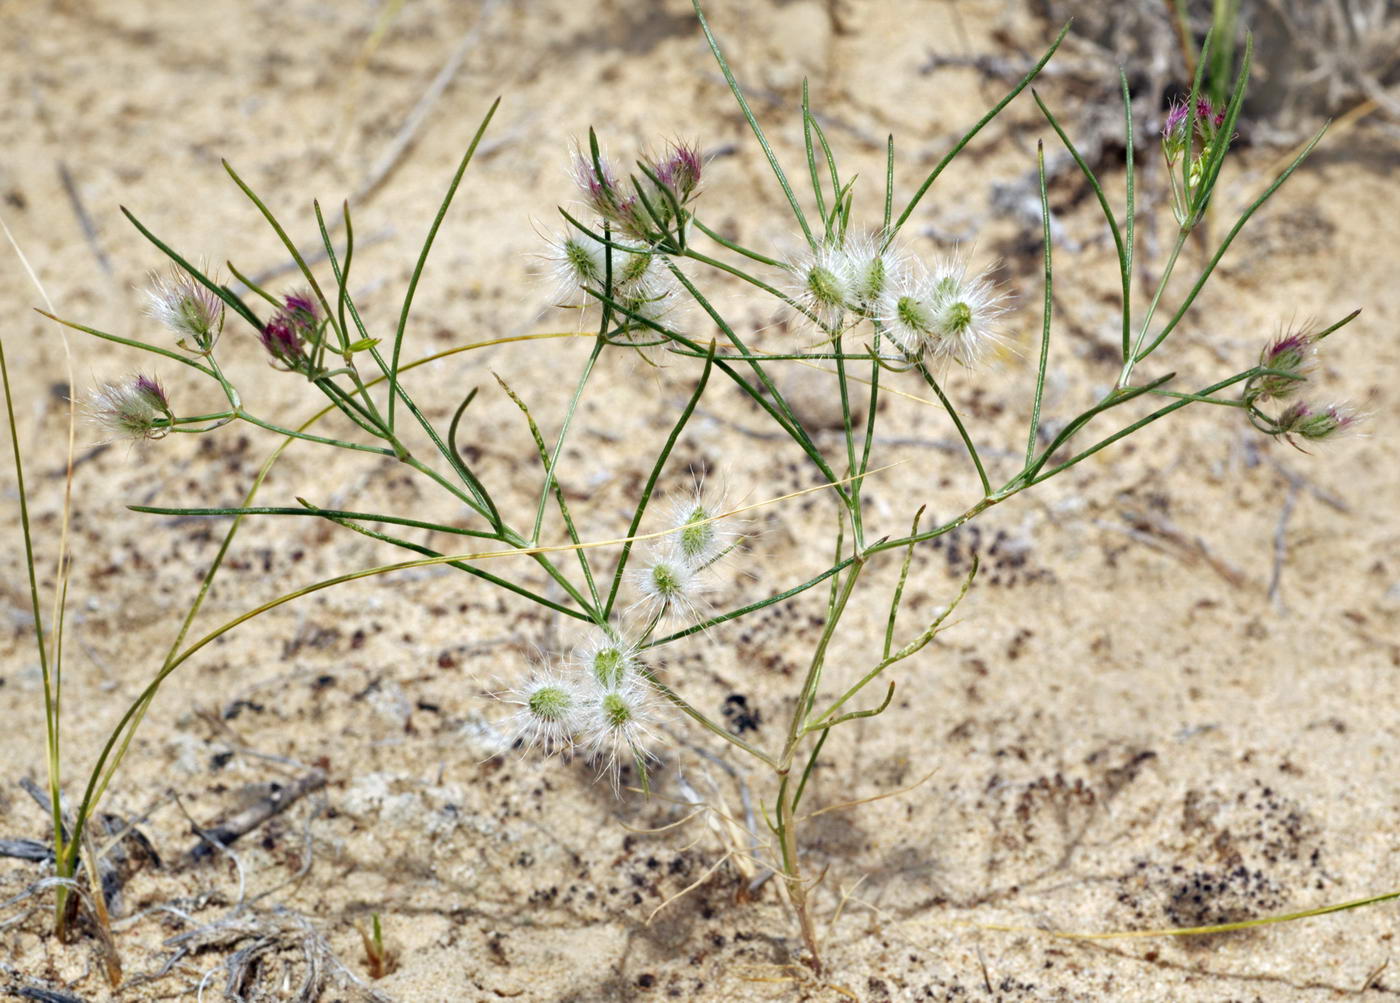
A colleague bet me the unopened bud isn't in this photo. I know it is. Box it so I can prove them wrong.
[259,291,321,375]
[1250,328,1318,401]
[653,141,703,203]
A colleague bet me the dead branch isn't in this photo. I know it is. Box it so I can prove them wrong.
[186,770,327,863]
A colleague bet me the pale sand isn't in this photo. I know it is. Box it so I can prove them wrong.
[1,2,1397,1000]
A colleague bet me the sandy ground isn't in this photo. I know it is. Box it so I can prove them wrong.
[2,1,1399,1000]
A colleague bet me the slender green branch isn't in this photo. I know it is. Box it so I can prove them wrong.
[1026,140,1053,468]
[807,559,976,731]
[660,263,844,497]
[1020,373,1175,485]
[530,339,603,546]
[1027,369,1258,487]
[790,727,830,812]
[691,217,785,268]
[890,21,1070,238]
[1120,70,1135,361]
[387,97,501,431]
[605,344,717,619]
[643,555,856,649]
[500,371,602,612]
[681,247,806,314]
[692,0,814,245]
[802,81,830,240]
[36,312,217,378]
[312,508,592,623]
[130,503,502,540]
[882,134,894,232]
[816,681,895,730]
[783,559,864,770]
[883,506,924,659]
[915,361,991,496]
[641,667,779,770]
[1135,123,1329,365]
[222,161,344,348]
[1120,230,1188,387]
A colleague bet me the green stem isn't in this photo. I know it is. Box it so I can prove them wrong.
[783,559,864,770]
[691,217,786,268]
[691,0,814,246]
[681,247,807,315]
[643,556,856,649]
[0,327,69,931]
[1119,227,1188,388]
[916,361,991,496]
[1026,141,1052,468]
[531,339,603,544]
[641,668,778,769]
[387,98,501,431]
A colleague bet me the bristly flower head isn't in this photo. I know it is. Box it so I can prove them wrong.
[922,254,1010,368]
[259,291,321,375]
[668,487,740,571]
[876,259,938,360]
[144,263,224,353]
[634,141,704,237]
[1249,324,1320,402]
[1273,400,1362,447]
[610,239,679,333]
[86,374,173,442]
[631,547,710,625]
[542,227,678,338]
[574,631,641,691]
[571,146,648,240]
[505,669,584,755]
[651,141,703,205]
[838,232,905,315]
[1162,95,1226,161]
[580,678,660,790]
[544,227,608,306]
[787,240,852,333]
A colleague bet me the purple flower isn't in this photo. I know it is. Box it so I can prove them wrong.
[1162,95,1228,161]
[258,291,320,373]
[133,374,170,411]
[1198,96,1226,129]
[1163,99,1190,140]
[283,292,318,318]
[571,150,645,236]
[653,142,703,203]
[572,151,619,203]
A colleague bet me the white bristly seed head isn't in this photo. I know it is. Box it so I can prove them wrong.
[787,240,852,333]
[611,240,679,330]
[144,263,224,353]
[544,227,679,337]
[580,678,660,789]
[630,547,710,625]
[877,260,938,361]
[668,488,738,571]
[574,631,641,690]
[85,374,173,442]
[546,228,609,305]
[837,232,904,315]
[506,670,584,755]
[924,255,1009,368]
